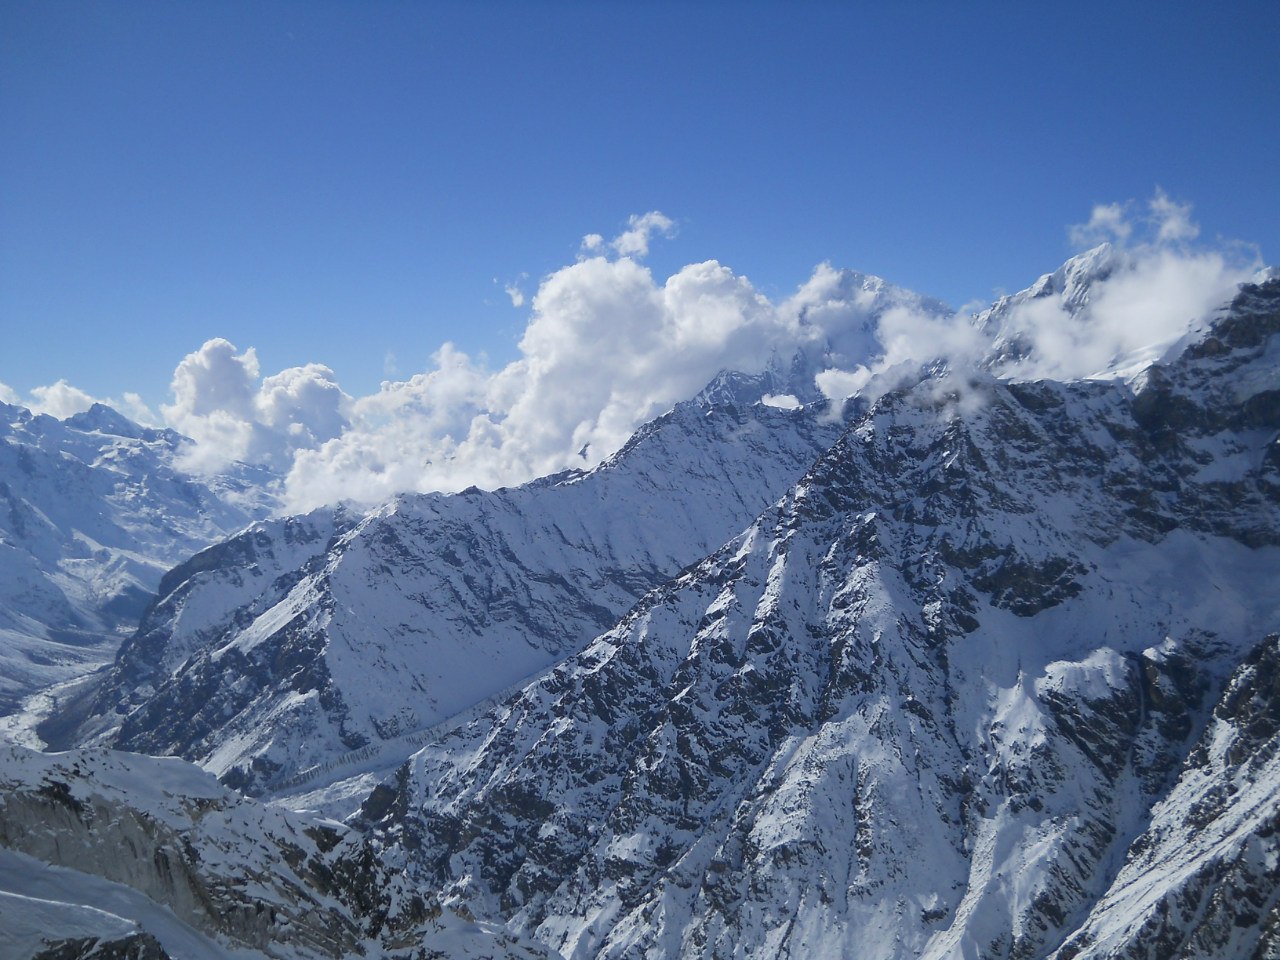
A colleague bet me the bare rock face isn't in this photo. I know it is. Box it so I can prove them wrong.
[1050,633,1280,960]
[355,281,1280,959]
[32,933,169,960]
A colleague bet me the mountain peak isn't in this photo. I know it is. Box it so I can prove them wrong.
[63,402,144,439]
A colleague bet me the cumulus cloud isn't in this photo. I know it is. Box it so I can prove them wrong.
[162,338,350,473]
[28,380,100,419]
[282,254,836,509]
[270,240,965,511]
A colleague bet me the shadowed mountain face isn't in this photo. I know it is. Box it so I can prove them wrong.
[356,281,1280,959]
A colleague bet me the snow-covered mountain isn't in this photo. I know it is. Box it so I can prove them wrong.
[67,391,849,796]
[351,278,1280,958]
[0,402,278,721]
[5,255,1278,960]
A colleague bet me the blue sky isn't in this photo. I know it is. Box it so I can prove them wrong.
[2,0,1277,413]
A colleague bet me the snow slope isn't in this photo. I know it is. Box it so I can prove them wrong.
[0,743,559,959]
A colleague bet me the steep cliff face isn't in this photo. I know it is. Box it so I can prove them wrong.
[0,743,556,960]
[75,395,847,795]
[0,402,277,719]
[358,280,1280,959]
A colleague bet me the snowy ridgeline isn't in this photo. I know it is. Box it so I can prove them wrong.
[0,261,1278,959]
[67,392,849,796]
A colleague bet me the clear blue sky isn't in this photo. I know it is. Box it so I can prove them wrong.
[2,0,1276,409]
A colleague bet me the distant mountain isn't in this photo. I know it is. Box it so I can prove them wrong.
[355,279,1280,958]
[0,402,278,720]
[70,392,849,796]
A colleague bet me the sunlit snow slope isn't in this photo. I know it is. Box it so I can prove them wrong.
[74,392,848,795]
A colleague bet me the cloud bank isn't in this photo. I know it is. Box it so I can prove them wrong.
[813,189,1260,406]
[6,196,1265,513]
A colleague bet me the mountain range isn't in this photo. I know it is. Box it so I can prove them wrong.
[1,253,1277,959]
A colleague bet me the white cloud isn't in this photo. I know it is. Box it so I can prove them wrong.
[118,392,159,426]
[28,380,101,419]
[281,253,835,510]
[1069,202,1133,248]
[19,201,1257,514]
[1149,187,1199,244]
[814,298,991,407]
[609,211,676,259]
[1069,188,1201,252]
[1007,247,1244,379]
[274,246,953,511]
[2,378,161,426]
[1001,192,1248,382]
[161,338,351,473]
[501,271,530,308]
[818,192,1255,405]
